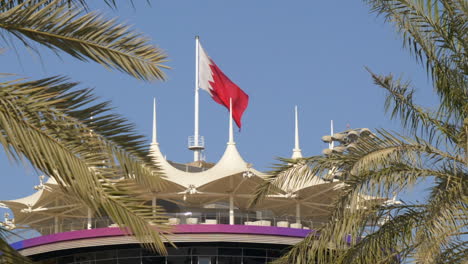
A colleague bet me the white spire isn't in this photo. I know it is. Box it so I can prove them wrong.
[152,98,158,145]
[228,98,234,144]
[291,105,302,159]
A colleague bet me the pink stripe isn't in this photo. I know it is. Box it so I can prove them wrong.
[18,224,311,250]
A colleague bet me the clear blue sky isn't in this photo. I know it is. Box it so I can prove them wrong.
[0,1,437,208]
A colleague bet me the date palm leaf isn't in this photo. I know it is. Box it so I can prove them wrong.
[0,75,172,254]
[0,0,168,81]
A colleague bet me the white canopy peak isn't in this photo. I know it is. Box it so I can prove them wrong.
[149,98,264,189]
[150,139,263,189]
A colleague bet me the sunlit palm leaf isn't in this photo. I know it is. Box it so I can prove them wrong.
[0,0,148,12]
[364,0,467,121]
[0,76,171,254]
[0,0,168,81]
[255,1,467,263]
[259,129,466,263]
[0,227,33,264]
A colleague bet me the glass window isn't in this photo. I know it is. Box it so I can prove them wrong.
[198,256,211,264]
[118,248,141,258]
[218,248,242,256]
[243,257,266,264]
[193,256,216,264]
[167,247,190,256]
[57,255,74,264]
[141,249,161,257]
[142,256,166,264]
[117,258,139,264]
[95,260,117,264]
[95,250,117,260]
[217,256,242,264]
[75,252,94,261]
[192,247,217,255]
[243,248,266,257]
[167,256,191,264]
[267,249,283,258]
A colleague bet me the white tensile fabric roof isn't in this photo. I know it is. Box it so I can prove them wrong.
[0,178,88,228]
[149,141,266,190]
[1,103,393,228]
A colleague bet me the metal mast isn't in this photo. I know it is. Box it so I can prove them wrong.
[188,36,205,161]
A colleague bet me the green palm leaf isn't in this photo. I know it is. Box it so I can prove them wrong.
[0,0,168,81]
[364,0,467,121]
[0,75,171,254]
[262,2,467,262]
[0,227,33,263]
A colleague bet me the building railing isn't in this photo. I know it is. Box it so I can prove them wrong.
[6,212,327,244]
[165,212,324,230]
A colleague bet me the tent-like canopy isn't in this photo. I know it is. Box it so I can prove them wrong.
[1,102,395,231]
[0,177,89,233]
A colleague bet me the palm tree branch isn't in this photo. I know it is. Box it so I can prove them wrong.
[413,174,467,262]
[0,227,33,263]
[367,68,462,146]
[0,76,170,253]
[364,0,468,121]
[0,0,168,81]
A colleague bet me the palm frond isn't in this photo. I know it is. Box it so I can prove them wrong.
[337,206,422,264]
[0,0,149,12]
[412,171,467,262]
[0,75,170,253]
[364,0,468,121]
[432,239,468,264]
[250,158,317,207]
[0,0,168,81]
[256,129,465,263]
[367,68,462,147]
[0,227,33,263]
[267,1,468,263]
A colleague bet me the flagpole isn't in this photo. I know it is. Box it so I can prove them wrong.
[194,36,200,161]
[189,36,205,161]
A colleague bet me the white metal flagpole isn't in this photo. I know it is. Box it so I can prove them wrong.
[194,36,200,161]
[189,36,205,161]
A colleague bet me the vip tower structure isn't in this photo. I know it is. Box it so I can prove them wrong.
[0,102,389,264]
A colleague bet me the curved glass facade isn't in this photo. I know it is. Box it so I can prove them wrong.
[37,243,287,264]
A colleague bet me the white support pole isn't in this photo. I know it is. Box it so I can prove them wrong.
[152,196,157,217]
[296,201,301,224]
[193,36,201,162]
[54,199,59,233]
[330,120,334,149]
[229,194,234,225]
[87,208,92,230]
[54,216,59,233]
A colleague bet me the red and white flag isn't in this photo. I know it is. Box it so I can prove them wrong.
[198,43,249,129]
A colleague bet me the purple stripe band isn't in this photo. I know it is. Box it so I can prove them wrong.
[11,224,312,251]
